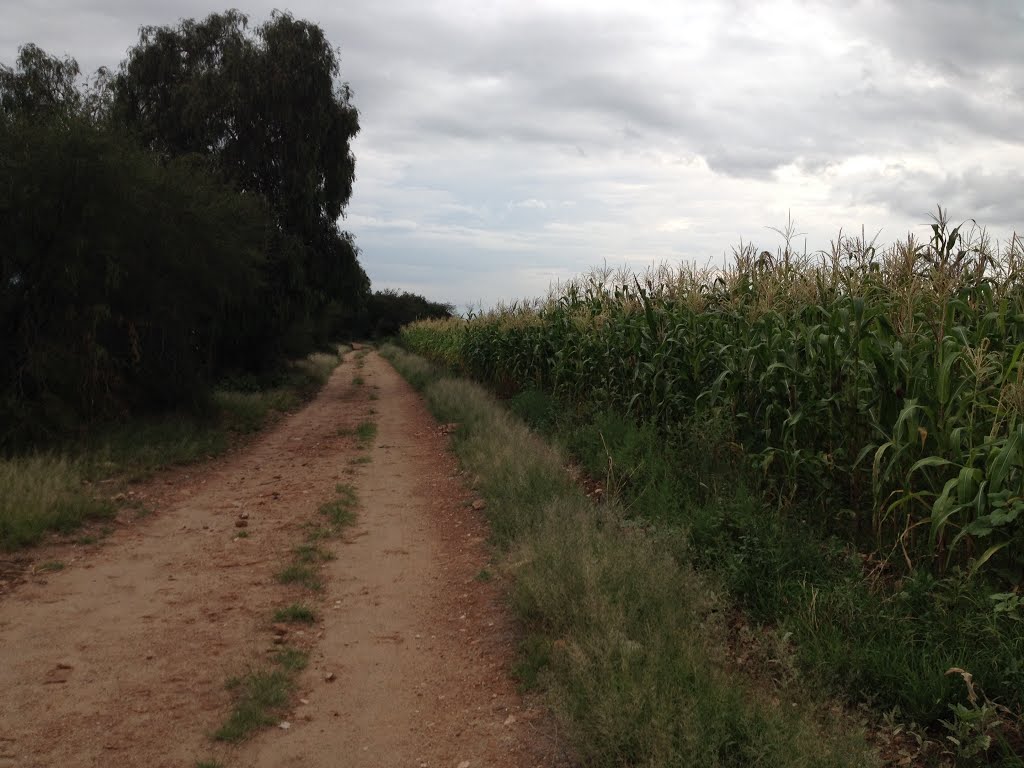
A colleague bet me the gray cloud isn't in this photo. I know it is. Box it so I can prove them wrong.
[3,0,1022,305]
[851,166,1024,230]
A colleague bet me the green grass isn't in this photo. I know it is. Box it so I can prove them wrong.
[383,350,877,768]
[354,420,376,448]
[337,419,376,448]
[37,560,65,573]
[0,350,342,552]
[274,562,323,591]
[215,667,291,741]
[555,403,1024,756]
[0,456,114,549]
[274,484,359,594]
[273,647,308,673]
[379,344,437,391]
[79,416,229,480]
[214,645,307,743]
[292,543,333,564]
[319,484,359,529]
[273,603,317,624]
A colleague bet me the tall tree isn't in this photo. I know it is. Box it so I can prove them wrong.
[113,11,367,350]
[0,44,81,122]
[1,44,272,441]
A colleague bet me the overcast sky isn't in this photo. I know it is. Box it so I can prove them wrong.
[4,0,1023,308]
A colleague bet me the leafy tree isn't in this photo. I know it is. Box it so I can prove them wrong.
[365,290,455,337]
[113,11,367,352]
[1,45,271,442]
[0,44,81,122]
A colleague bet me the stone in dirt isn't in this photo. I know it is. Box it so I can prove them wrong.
[471,499,486,511]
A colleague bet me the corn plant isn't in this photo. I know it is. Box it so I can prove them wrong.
[402,209,1024,585]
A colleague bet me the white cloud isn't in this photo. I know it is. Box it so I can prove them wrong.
[3,0,1022,307]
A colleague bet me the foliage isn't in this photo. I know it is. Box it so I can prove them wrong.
[363,288,454,337]
[0,455,114,549]
[0,349,340,550]
[382,351,877,768]
[0,43,82,122]
[400,214,1024,755]
[403,212,1024,585]
[0,111,268,440]
[113,10,368,349]
[2,15,366,441]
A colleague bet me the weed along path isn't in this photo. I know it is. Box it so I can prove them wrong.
[0,351,562,768]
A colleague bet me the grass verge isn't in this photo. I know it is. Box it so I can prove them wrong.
[553,404,1024,765]
[0,456,115,550]
[380,343,877,768]
[0,349,343,551]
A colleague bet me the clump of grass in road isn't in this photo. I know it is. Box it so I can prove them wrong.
[274,603,317,624]
[348,455,372,466]
[37,560,65,573]
[302,523,332,541]
[195,760,224,768]
[319,484,359,529]
[385,352,877,768]
[352,375,365,386]
[273,647,308,673]
[292,542,333,564]
[354,420,376,448]
[217,406,354,746]
[214,647,308,743]
[337,419,376,448]
[215,667,291,741]
[0,456,114,550]
[276,484,359,592]
[274,562,323,591]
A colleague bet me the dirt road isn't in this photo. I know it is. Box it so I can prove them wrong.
[0,352,563,768]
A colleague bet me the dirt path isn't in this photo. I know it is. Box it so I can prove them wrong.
[0,352,564,768]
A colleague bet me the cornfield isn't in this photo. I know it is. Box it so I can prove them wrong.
[404,211,1024,585]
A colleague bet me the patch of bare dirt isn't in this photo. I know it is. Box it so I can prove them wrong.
[0,352,566,768]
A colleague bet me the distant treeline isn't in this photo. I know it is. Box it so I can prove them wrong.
[0,11,450,445]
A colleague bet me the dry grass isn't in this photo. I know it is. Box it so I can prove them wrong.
[0,456,113,549]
